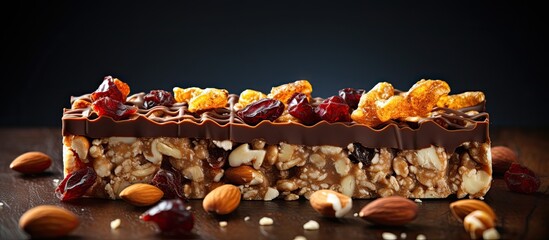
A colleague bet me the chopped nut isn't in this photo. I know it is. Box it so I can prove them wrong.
[293,236,307,240]
[259,217,273,226]
[416,234,427,240]
[303,220,319,230]
[110,219,121,230]
[244,216,250,221]
[219,221,228,227]
[414,199,422,203]
[382,232,398,240]
[401,233,407,239]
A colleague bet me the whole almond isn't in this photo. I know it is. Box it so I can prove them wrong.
[359,196,418,226]
[449,199,496,222]
[224,165,264,185]
[491,146,517,175]
[19,205,79,238]
[202,184,241,215]
[10,151,52,174]
[309,189,352,218]
[119,183,164,207]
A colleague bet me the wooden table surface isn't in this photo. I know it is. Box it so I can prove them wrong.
[1,127,548,240]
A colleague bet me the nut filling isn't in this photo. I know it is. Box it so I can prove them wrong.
[63,135,491,200]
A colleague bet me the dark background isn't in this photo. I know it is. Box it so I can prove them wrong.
[2,1,547,127]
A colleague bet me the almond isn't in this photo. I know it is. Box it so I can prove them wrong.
[10,151,52,174]
[491,146,517,175]
[224,165,264,185]
[463,210,496,239]
[309,189,352,218]
[449,199,496,223]
[202,184,241,214]
[359,196,418,226]
[119,183,164,206]
[19,205,79,238]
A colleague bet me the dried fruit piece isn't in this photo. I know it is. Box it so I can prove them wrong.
[358,196,418,226]
[237,98,284,125]
[504,163,540,194]
[173,87,203,103]
[19,205,79,238]
[437,91,485,110]
[348,143,375,166]
[315,96,351,123]
[91,76,125,102]
[10,151,52,174]
[71,98,91,109]
[351,82,394,126]
[338,88,364,109]
[202,184,241,215]
[150,167,186,200]
[188,88,229,112]
[238,89,267,108]
[91,97,137,120]
[114,78,130,100]
[268,80,313,104]
[143,90,175,109]
[55,167,97,201]
[207,147,229,169]
[405,79,450,116]
[140,199,194,235]
[288,93,319,125]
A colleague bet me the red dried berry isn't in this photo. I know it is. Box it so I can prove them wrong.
[236,98,284,125]
[55,167,97,201]
[91,97,137,120]
[91,76,124,102]
[150,168,186,200]
[144,90,175,109]
[140,199,194,235]
[288,93,319,125]
[315,96,351,123]
[338,88,364,109]
[348,143,375,166]
[504,163,540,194]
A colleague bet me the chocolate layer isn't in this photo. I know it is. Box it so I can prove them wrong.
[62,93,490,152]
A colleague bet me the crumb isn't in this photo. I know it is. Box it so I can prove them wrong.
[0,202,4,209]
[81,208,85,211]
[353,212,359,217]
[110,219,121,229]
[303,220,319,230]
[480,197,485,200]
[259,217,273,226]
[382,232,397,240]
[401,232,407,239]
[219,221,228,227]
[244,216,250,221]
[186,206,192,210]
[294,236,307,240]
[416,234,426,240]
[52,179,60,186]
[483,228,500,239]
[414,199,422,203]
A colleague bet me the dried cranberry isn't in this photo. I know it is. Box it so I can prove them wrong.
[151,168,186,200]
[338,88,364,109]
[143,90,175,109]
[236,98,284,125]
[349,143,375,166]
[315,96,351,123]
[140,199,194,235]
[504,163,540,194]
[207,147,228,169]
[288,93,319,125]
[91,76,124,102]
[91,97,137,120]
[55,167,97,201]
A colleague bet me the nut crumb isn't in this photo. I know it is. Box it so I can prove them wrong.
[259,217,273,226]
[353,212,359,217]
[303,220,319,230]
[480,197,485,200]
[219,221,228,227]
[244,216,250,221]
[186,206,192,211]
[52,179,60,186]
[382,232,397,240]
[110,219,121,229]
[414,199,422,203]
[416,234,426,240]
[401,233,407,239]
[294,236,307,240]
